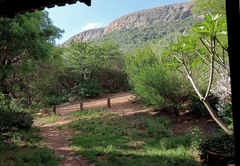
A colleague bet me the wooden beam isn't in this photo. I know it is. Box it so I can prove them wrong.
[0,0,91,18]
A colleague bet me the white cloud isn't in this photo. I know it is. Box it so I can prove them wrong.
[81,23,100,31]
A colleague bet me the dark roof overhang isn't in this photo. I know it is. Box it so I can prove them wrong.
[0,0,91,18]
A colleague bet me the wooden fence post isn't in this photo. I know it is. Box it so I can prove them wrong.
[52,105,56,114]
[80,101,83,111]
[107,98,111,108]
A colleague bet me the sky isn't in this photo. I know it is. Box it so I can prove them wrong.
[45,0,188,45]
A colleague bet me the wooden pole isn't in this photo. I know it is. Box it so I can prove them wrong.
[107,98,111,108]
[52,105,56,114]
[80,101,83,111]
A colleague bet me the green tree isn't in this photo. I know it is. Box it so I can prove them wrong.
[20,46,65,107]
[162,13,232,135]
[124,46,159,88]
[0,11,64,98]
[64,40,121,82]
[62,40,126,98]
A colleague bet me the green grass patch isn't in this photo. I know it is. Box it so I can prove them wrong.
[65,108,202,166]
[34,114,61,125]
[0,127,60,166]
[66,108,106,120]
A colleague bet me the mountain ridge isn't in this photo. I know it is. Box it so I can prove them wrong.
[62,1,199,45]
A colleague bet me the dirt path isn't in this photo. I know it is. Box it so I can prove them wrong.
[35,91,218,166]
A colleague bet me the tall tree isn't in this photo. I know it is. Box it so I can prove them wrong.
[0,10,64,97]
[19,46,65,107]
[62,40,126,97]
[63,40,121,82]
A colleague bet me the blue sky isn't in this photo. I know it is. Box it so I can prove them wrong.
[45,0,188,44]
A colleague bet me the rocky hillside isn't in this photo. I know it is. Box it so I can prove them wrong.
[63,1,199,45]
[103,1,194,33]
[66,27,105,43]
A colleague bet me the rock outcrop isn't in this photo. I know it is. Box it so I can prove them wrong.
[66,27,105,43]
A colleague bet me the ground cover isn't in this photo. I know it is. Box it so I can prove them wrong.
[1,91,219,166]
[35,91,218,166]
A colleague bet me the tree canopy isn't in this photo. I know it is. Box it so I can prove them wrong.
[0,11,64,97]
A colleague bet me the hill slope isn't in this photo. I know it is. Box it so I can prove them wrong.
[62,1,202,52]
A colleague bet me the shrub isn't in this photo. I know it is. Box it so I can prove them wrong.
[12,113,34,130]
[199,132,235,165]
[0,94,33,132]
[42,94,68,106]
[73,79,101,98]
[124,47,192,113]
[134,66,192,112]
[0,95,15,132]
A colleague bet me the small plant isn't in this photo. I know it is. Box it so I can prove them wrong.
[14,147,60,166]
[199,131,235,165]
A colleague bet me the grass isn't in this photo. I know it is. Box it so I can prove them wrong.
[0,107,204,166]
[34,113,61,126]
[59,108,203,166]
[0,127,60,166]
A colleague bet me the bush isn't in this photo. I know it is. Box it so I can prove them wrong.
[0,95,15,132]
[124,47,192,112]
[199,132,235,165]
[0,94,33,132]
[72,79,101,98]
[12,113,34,130]
[134,66,192,111]
[42,94,68,106]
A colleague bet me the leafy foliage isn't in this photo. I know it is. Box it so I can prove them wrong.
[0,94,33,132]
[57,40,128,101]
[199,132,235,165]
[0,11,64,107]
[124,47,160,88]
[124,47,192,112]
[162,13,232,134]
